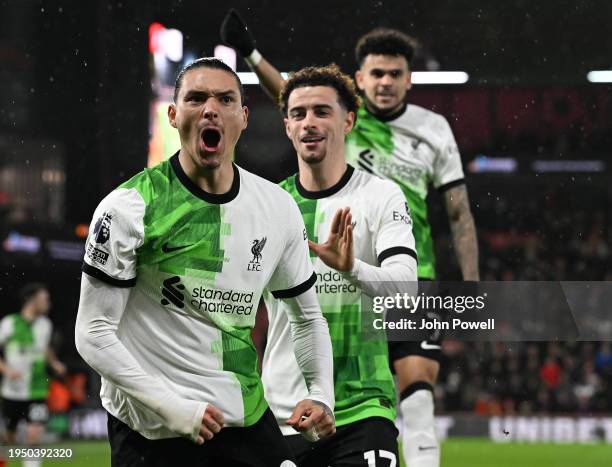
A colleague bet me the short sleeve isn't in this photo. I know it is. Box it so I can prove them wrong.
[0,317,11,346]
[268,195,316,299]
[432,116,465,192]
[82,188,146,287]
[40,317,53,348]
[373,182,418,265]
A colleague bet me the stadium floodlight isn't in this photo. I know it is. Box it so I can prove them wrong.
[161,28,183,62]
[214,45,237,71]
[237,72,289,85]
[149,23,183,63]
[587,70,612,83]
[237,71,469,85]
[468,155,518,173]
[411,71,469,84]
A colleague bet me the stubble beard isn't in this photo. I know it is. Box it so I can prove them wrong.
[300,150,326,165]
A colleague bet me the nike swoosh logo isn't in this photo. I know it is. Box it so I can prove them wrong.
[420,340,441,350]
[162,242,192,253]
[418,446,437,451]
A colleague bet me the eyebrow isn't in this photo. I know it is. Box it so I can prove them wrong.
[289,104,334,113]
[183,89,238,99]
[371,68,404,73]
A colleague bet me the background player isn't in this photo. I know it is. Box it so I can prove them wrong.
[221,12,480,467]
[75,57,334,467]
[264,64,418,466]
[0,283,66,467]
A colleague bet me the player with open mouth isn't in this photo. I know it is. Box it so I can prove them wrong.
[76,57,335,467]
[200,126,222,153]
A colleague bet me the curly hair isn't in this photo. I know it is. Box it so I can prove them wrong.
[355,28,418,67]
[279,64,361,116]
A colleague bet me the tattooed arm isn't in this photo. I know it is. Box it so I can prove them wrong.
[443,184,479,280]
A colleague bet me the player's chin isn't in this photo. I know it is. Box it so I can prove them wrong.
[300,142,327,161]
[375,97,400,110]
[300,151,326,165]
[195,150,223,169]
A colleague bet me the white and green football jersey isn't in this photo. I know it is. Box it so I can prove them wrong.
[0,313,52,401]
[346,103,465,279]
[263,166,416,433]
[82,153,315,438]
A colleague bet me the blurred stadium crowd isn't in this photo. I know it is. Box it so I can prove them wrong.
[433,184,611,415]
[438,341,612,415]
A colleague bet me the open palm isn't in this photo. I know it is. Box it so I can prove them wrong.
[308,207,354,272]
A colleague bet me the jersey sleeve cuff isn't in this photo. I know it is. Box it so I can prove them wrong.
[82,262,137,288]
[377,247,418,265]
[271,272,317,299]
[436,178,465,193]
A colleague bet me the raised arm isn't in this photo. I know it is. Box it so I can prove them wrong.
[220,8,285,103]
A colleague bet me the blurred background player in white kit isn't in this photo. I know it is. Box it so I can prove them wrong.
[221,11,479,467]
[0,283,66,467]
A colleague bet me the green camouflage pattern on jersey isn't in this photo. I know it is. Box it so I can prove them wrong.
[3,314,48,399]
[119,160,266,426]
[346,105,436,278]
[280,175,396,426]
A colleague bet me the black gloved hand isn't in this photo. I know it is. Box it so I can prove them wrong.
[220,9,256,57]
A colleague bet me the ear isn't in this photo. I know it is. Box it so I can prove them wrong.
[241,106,249,130]
[406,70,413,92]
[168,104,177,128]
[355,69,365,91]
[344,111,356,135]
[284,117,291,139]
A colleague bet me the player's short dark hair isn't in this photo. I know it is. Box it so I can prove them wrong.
[355,27,418,67]
[173,57,245,105]
[19,283,48,306]
[279,64,361,117]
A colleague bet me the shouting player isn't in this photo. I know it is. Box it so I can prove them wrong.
[221,12,479,467]
[75,57,334,467]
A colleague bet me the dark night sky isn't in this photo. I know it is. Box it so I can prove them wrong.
[0,0,611,222]
[151,0,612,82]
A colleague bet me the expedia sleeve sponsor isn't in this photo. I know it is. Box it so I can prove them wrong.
[82,188,146,285]
[373,181,417,264]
